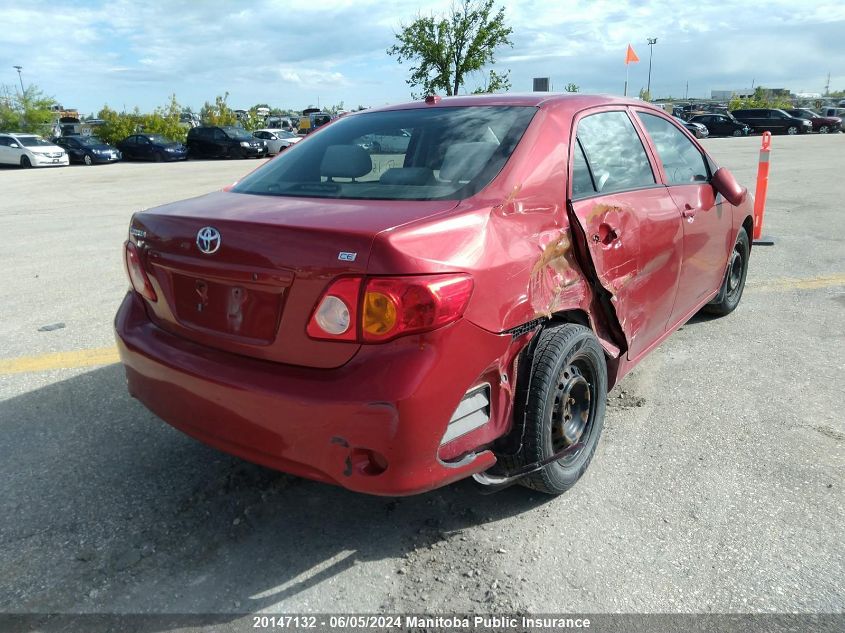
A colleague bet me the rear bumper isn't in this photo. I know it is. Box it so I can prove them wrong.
[115,291,509,495]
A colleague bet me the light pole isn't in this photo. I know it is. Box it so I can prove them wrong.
[646,38,657,98]
[13,65,24,94]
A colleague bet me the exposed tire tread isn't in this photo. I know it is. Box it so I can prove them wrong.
[503,324,608,495]
[704,228,750,316]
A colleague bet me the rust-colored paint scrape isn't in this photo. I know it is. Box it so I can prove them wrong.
[529,232,586,317]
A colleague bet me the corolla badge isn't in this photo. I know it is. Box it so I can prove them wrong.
[196,226,221,254]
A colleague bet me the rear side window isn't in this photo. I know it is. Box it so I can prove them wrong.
[233,106,536,201]
[576,111,655,194]
[570,139,595,198]
[639,113,709,185]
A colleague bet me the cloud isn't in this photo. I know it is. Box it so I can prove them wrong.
[0,0,843,112]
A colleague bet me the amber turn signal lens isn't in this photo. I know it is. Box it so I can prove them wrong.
[363,291,397,336]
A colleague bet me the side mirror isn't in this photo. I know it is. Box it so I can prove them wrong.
[711,167,747,206]
[9,143,19,148]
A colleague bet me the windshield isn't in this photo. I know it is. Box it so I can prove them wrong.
[222,126,252,140]
[233,106,536,201]
[75,136,105,146]
[18,136,52,147]
[145,134,170,144]
[277,130,297,139]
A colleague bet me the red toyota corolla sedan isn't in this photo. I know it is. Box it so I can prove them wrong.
[116,94,753,496]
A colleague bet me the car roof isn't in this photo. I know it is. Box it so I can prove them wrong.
[364,93,666,116]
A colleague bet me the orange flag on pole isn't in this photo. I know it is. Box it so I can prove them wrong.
[625,44,640,64]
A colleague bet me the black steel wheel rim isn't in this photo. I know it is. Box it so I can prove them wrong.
[551,360,596,464]
[727,245,744,299]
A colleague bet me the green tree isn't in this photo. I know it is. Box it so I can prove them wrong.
[0,84,57,134]
[728,86,792,111]
[200,93,239,126]
[388,0,513,97]
[95,105,139,145]
[326,101,346,115]
[139,94,187,141]
[95,95,188,145]
[638,88,651,101]
[565,83,580,93]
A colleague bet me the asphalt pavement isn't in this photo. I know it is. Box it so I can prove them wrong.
[0,136,842,626]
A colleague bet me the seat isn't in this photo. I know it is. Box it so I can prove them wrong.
[439,142,499,183]
[320,145,373,182]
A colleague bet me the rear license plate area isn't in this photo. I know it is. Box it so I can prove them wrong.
[171,274,282,342]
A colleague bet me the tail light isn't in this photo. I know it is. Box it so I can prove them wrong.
[124,241,157,302]
[307,274,473,343]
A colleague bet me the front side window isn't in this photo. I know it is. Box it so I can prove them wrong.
[233,106,536,201]
[575,111,655,194]
[639,112,709,185]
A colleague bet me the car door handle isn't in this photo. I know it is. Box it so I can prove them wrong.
[682,204,696,219]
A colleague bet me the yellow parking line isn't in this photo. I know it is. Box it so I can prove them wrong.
[0,347,119,376]
[0,273,842,377]
[747,273,845,292]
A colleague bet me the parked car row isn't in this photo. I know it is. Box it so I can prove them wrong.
[687,108,841,137]
[0,126,303,168]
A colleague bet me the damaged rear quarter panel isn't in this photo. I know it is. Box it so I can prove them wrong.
[368,108,594,335]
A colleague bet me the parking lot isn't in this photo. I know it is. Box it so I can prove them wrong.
[0,135,843,622]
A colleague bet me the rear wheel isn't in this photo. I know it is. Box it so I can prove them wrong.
[786,126,799,135]
[508,324,607,495]
[83,153,93,166]
[705,229,750,316]
[20,155,31,168]
[819,125,829,134]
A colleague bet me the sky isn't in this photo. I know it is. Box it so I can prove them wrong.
[2,0,844,115]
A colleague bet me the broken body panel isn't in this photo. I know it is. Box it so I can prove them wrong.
[116,94,753,495]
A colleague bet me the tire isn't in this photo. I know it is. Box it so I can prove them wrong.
[819,126,829,134]
[786,126,798,135]
[20,155,32,168]
[705,229,750,316]
[83,153,93,166]
[732,129,743,137]
[154,151,164,163]
[507,324,608,495]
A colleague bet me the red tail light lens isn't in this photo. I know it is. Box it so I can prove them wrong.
[307,274,473,343]
[124,241,157,302]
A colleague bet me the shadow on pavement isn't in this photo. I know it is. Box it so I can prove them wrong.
[0,364,546,628]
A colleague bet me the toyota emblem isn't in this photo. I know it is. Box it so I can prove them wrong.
[196,226,221,254]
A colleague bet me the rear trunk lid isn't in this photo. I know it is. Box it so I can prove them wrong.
[131,191,458,368]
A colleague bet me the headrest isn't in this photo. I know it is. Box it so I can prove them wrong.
[439,142,499,182]
[320,145,372,179]
[379,167,435,186]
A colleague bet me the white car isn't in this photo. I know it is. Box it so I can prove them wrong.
[0,133,69,167]
[253,129,302,155]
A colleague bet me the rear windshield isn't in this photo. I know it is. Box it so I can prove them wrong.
[232,106,536,201]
